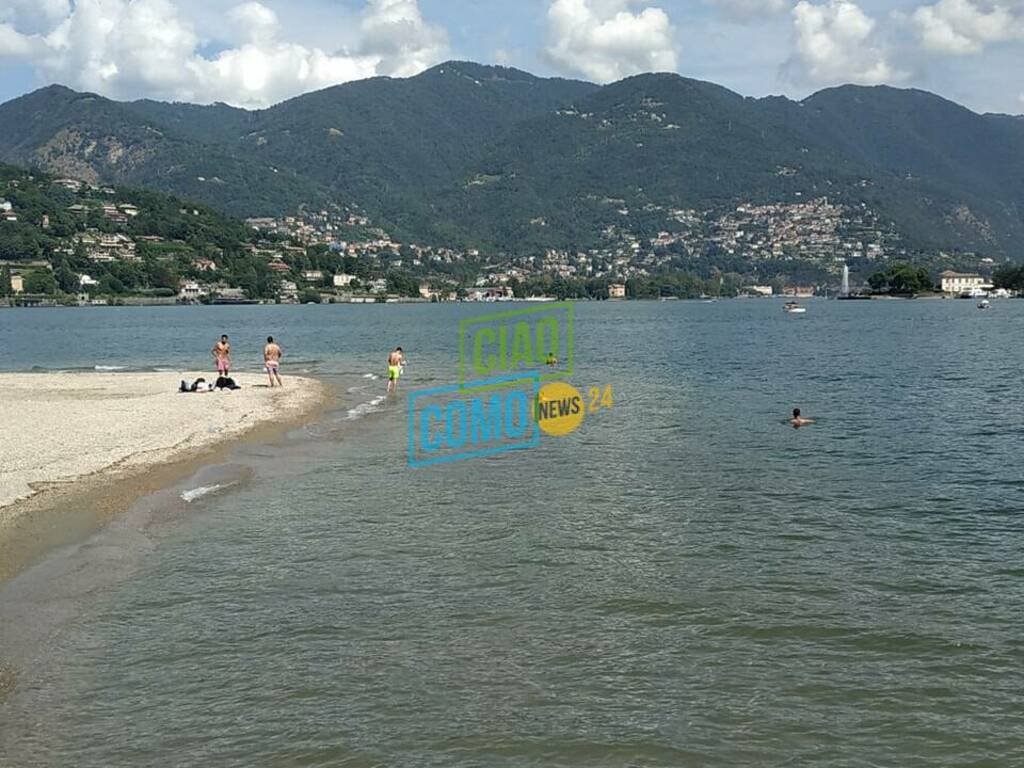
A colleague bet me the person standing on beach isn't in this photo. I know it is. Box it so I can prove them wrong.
[264,336,283,387]
[387,347,405,393]
[212,334,231,377]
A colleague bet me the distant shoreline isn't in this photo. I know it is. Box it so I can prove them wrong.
[3,293,1018,310]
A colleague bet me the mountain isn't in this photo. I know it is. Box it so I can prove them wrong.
[0,64,597,221]
[1,62,1021,257]
[428,77,1024,254]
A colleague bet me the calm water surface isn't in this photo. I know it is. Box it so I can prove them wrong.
[1,300,1023,766]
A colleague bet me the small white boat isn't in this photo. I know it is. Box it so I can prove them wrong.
[977,299,990,310]
[783,301,807,314]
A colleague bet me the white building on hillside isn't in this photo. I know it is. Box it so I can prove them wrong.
[332,273,355,288]
[178,280,207,302]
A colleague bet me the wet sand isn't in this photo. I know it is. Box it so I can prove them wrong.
[0,372,332,581]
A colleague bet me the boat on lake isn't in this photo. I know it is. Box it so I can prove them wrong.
[783,301,807,314]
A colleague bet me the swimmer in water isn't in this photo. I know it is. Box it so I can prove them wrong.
[791,408,814,428]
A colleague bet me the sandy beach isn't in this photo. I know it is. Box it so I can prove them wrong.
[0,371,328,517]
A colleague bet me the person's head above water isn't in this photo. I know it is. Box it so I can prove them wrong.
[793,408,801,418]
[396,346,403,352]
[221,334,228,342]
[267,336,274,343]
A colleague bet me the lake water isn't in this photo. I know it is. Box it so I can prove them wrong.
[2,300,1023,766]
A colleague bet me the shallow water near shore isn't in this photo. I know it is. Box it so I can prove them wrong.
[2,300,1024,766]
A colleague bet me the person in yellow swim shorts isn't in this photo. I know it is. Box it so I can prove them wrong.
[387,346,405,393]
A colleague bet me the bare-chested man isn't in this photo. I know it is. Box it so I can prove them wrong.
[387,346,405,393]
[264,336,283,387]
[212,334,231,377]
[791,408,815,428]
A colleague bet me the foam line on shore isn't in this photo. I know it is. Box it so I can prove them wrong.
[0,371,327,513]
[0,371,332,583]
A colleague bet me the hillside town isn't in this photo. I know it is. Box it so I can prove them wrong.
[0,169,1012,307]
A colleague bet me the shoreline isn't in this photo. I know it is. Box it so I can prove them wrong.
[0,372,335,583]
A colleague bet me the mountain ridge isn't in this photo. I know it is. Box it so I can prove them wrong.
[1,62,1021,257]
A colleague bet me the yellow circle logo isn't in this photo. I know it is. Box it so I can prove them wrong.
[536,382,585,436]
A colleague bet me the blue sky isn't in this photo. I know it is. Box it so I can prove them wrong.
[0,0,1020,113]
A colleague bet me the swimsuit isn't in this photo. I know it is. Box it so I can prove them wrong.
[388,364,401,381]
[266,359,280,371]
[217,357,230,373]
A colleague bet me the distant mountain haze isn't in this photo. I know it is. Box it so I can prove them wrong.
[1,61,1021,256]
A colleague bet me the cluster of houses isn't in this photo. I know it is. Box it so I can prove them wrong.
[650,198,896,266]
[467,197,899,290]
[66,201,139,225]
[2,173,1017,305]
[74,231,139,262]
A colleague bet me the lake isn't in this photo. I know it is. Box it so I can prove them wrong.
[1,299,1023,766]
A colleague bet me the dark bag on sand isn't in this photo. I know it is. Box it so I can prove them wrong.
[214,376,240,390]
[180,377,207,392]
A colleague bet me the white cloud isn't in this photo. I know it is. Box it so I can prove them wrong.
[0,0,449,108]
[0,0,70,33]
[911,0,1024,55]
[358,0,448,77]
[228,1,277,44]
[0,21,41,57]
[545,0,678,82]
[709,0,789,22]
[787,0,906,85]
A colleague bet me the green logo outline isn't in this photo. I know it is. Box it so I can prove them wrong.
[458,302,574,389]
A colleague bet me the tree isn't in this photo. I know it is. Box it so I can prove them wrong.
[24,268,57,294]
[146,261,179,291]
[56,262,79,294]
[299,288,321,303]
[386,271,420,297]
[99,274,126,294]
[70,240,90,269]
[868,271,888,292]
[235,265,259,298]
[0,266,10,296]
[868,263,932,294]
[993,264,1024,292]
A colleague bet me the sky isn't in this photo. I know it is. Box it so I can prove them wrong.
[0,0,1021,114]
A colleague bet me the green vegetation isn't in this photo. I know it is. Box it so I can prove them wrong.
[867,263,934,294]
[23,268,57,294]
[0,164,280,299]
[1,64,1021,259]
[993,264,1024,292]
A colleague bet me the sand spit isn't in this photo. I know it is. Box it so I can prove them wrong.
[0,372,327,515]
